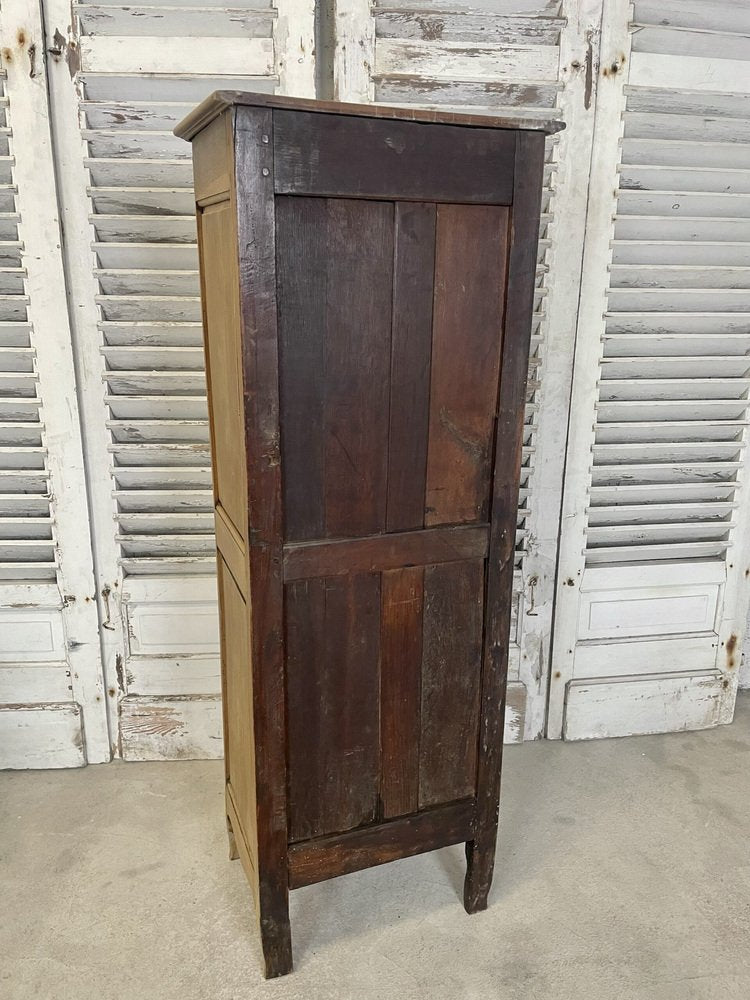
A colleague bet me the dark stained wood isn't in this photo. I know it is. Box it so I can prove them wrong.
[283,523,489,581]
[184,94,556,979]
[175,90,565,142]
[277,196,392,541]
[276,196,327,541]
[288,800,475,889]
[425,204,509,527]
[273,110,516,204]
[324,199,392,537]
[386,203,435,532]
[419,559,485,808]
[233,109,291,979]
[464,131,547,915]
[380,567,424,818]
[286,573,382,842]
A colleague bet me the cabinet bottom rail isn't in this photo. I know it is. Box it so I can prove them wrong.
[287,799,476,888]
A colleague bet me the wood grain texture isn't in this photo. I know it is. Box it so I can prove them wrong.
[273,110,516,203]
[419,559,485,809]
[425,204,509,526]
[218,556,257,871]
[464,131,546,915]
[276,197,392,541]
[198,200,246,538]
[324,199,393,537]
[286,573,381,842]
[233,108,291,978]
[276,196,327,541]
[283,523,489,581]
[380,567,424,818]
[386,202,436,532]
[288,799,475,889]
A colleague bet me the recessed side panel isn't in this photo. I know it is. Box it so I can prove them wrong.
[198,199,247,539]
[218,554,258,868]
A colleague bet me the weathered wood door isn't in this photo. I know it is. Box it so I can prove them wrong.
[272,114,519,834]
[0,0,108,767]
[550,0,750,738]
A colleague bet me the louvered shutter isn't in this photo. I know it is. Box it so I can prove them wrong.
[43,0,314,758]
[550,0,750,739]
[331,0,607,740]
[0,0,108,767]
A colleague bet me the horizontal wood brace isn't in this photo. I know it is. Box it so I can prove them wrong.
[282,524,489,581]
[271,109,516,204]
[287,799,475,889]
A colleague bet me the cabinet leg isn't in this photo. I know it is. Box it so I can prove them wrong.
[463,837,495,914]
[259,896,293,978]
[226,814,240,861]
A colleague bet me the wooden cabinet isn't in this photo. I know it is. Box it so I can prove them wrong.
[176,92,561,978]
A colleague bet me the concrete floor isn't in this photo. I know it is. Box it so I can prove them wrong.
[3,695,750,1000]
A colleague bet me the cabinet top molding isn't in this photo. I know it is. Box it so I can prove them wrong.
[174,90,566,142]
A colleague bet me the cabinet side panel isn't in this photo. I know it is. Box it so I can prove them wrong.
[286,573,381,841]
[425,205,509,527]
[419,558,485,808]
[198,200,247,538]
[218,556,258,868]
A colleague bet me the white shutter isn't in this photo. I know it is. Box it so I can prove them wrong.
[550,0,750,739]
[0,0,108,766]
[43,0,314,758]
[332,0,607,740]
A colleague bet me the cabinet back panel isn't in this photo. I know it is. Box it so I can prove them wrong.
[286,572,382,842]
[277,189,509,842]
[285,557,486,839]
[198,200,247,539]
[425,205,509,526]
[418,559,485,808]
[276,197,509,542]
[276,196,392,541]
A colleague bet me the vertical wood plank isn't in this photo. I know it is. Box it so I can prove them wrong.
[425,204,509,527]
[465,131,546,913]
[386,202,435,533]
[380,566,424,818]
[419,559,484,809]
[286,572,382,841]
[234,107,291,977]
[276,196,327,541]
[324,199,393,538]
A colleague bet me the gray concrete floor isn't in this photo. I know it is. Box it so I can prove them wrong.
[3,695,750,1000]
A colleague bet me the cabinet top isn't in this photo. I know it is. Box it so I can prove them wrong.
[174,90,565,142]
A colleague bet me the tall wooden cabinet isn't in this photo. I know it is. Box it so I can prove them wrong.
[176,92,562,978]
